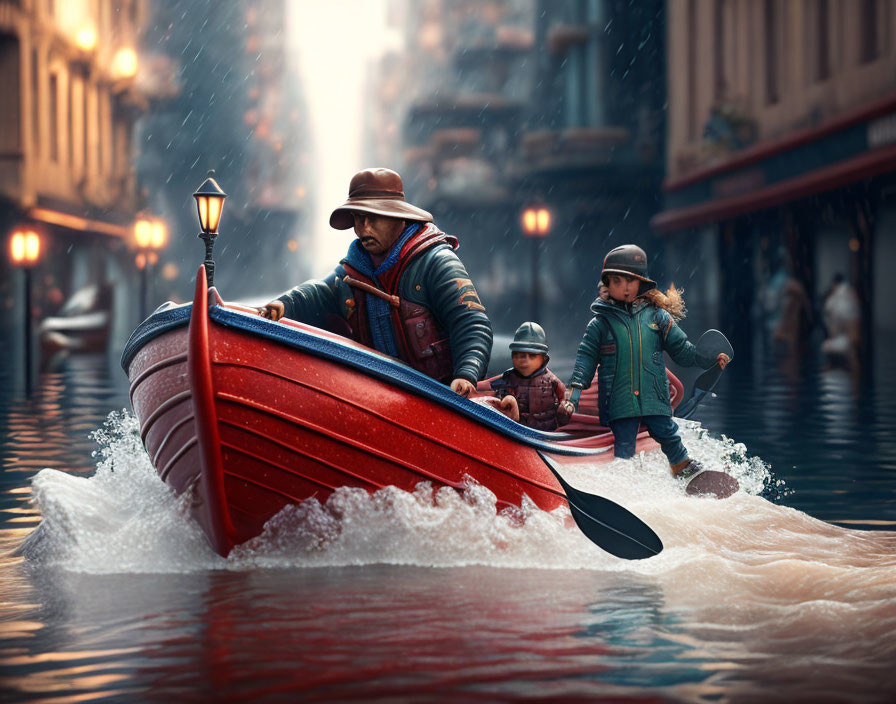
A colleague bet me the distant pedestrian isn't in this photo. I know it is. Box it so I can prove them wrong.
[759,248,812,355]
[821,273,862,369]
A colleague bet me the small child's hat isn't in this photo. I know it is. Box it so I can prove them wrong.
[509,322,549,355]
[601,244,657,292]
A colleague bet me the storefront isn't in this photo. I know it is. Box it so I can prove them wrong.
[652,95,896,359]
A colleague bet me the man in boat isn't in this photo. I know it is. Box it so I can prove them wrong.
[257,168,493,397]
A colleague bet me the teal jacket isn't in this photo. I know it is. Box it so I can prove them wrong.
[275,241,492,384]
[568,297,712,425]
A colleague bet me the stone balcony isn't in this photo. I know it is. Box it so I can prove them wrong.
[519,126,632,174]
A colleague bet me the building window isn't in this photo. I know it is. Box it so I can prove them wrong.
[68,75,75,168]
[859,0,879,64]
[0,37,21,157]
[816,0,830,81]
[764,0,779,104]
[714,0,726,98]
[687,0,697,140]
[31,48,39,154]
[49,72,58,162]
[97,90,104,177]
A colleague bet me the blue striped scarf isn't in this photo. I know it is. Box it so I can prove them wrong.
[343,222,423,357]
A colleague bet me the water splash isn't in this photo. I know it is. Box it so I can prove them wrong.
[18,410,893,592]
[19,411,220,572]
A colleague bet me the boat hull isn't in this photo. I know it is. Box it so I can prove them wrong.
[125,273,676,556]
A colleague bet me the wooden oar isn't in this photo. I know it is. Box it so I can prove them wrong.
[537,451,663,560]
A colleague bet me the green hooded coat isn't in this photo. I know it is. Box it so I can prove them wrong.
[568,296,714,425]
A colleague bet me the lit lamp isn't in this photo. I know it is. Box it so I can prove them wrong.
[134,216,168,320]
[111,48,138,79]
[521,202,552,322]
[522,205,551,238]
[150,220,168,251]
[193,170,227,289]
[9,229,42,393]
[74,25,98,52]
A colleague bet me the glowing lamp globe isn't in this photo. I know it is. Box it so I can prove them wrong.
[193,171,227,235]
[522,204,551,237]
[134,218,153,249]
[9,230,41,266]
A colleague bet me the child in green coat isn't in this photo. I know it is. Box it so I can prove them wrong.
[559,245,730,478]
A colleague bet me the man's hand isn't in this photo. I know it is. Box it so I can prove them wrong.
[498,394,520,421]
[717,353,731,370]
[450,378,476,397]
[257,300,285,321]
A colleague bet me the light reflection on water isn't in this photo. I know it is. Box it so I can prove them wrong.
[0,567,785,702]
[1,336,895,702]
[693,335,896,528]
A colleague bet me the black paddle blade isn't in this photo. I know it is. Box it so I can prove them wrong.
[537,451,663,560]
[695,329,734,367]
[673,393,702,420]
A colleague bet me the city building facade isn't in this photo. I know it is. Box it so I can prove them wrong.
[136,0,312,305]
[375,0,666,342]
[656,0,896,359]
[0,0,148,353]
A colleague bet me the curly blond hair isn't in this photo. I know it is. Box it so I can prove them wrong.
[598,281,688,320]
[641,284,687,321]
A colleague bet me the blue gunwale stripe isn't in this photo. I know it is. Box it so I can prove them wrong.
[123,303,610,457]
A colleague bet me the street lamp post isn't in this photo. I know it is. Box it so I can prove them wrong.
[134,216,168,320]
[9,229,42,393]
[135,217,151,320]
[193,170,227,289]
[521,203,551,322]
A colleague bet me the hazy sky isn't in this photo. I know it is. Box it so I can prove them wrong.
[287,1,401,277]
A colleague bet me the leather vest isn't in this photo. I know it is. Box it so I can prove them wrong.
[492,367,567,431]
[340,265,454,383]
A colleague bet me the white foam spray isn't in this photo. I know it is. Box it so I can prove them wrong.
[19,410,894,580]
[15,410,896,701]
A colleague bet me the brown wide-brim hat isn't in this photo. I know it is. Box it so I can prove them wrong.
[329,168,433,230]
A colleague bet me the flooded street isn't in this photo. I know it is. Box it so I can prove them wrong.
[1,333,894,703]
[3,0,896,701]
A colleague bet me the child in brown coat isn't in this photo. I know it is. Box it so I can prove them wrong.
[491,322,571,431]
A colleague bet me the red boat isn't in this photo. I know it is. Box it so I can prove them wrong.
[122,268,683,557]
